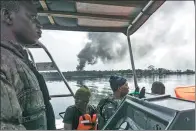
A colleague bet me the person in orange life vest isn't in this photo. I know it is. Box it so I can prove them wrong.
[63,86,97,130]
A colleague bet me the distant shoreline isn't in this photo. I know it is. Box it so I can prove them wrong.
[40,69,195,81]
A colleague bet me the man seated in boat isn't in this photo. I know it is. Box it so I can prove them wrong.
[97,75,129,129]
[63,86,97,130]
[151,81,165,95]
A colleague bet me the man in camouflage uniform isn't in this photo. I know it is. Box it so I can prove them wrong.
[97,75,129,129]
[0,1,55,130]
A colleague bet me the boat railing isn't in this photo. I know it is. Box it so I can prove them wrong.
[27,42,75,98]
[26,0,160,101]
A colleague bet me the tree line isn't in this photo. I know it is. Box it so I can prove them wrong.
[40,67,195,81]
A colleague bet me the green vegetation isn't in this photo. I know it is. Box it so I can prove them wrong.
[40,67,195,81]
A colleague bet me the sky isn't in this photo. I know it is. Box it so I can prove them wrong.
[29,1,195,71]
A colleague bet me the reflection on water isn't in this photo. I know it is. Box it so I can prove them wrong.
[46,75,195,128]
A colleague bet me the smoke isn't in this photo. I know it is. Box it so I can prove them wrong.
[76,33,128,70]
[130,1,195,69]
[129,2,181,59]
[76,1,195,71]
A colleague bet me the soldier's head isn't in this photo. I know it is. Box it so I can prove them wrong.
[1,0,41,45]
[75,86,91,113]
[109,75,129,98]
[151,81,165,95]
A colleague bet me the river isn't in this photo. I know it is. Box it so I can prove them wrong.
[46,74,195,129]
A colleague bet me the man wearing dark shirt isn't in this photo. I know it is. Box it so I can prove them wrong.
[63,87,97,130]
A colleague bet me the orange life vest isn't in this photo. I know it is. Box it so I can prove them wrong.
[77,114,98,130]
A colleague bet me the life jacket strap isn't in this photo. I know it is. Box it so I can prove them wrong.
[80,120,90,124]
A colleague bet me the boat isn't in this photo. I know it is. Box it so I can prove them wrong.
[26,0,195,130]
[175,86,195,101]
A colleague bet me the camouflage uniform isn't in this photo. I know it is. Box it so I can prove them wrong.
[0,41,47,130]
[97,96,122,129]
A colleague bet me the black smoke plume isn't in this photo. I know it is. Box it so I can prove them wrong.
[76,33,128,71]
[76,1,195,71]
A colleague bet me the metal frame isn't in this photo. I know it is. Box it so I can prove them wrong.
[127,0,195,91]
[23,1,194,130]
[38,10,130,22]
[26,0,166,106]
[35,0,166,92]
[126,0,154,89]
[36,0,165,33]
[72,0,148,7]
[39,0,55,25]
[34,42,75,98]
[42,24,127,33]
[33,1,194,130]
[28,0,167,97]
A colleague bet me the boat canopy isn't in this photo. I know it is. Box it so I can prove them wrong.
[34,0,165,35]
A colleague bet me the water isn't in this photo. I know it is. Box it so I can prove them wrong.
[46,74,195,129]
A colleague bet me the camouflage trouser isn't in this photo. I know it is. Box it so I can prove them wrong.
[21,110,47,130]
[0,122,26,130]
[0,111,47,130]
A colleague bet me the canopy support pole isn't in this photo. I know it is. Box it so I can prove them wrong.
[126,34,138,89]
[125,1,155,89]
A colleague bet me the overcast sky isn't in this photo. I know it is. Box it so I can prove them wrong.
[30,1,195,71]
